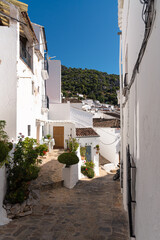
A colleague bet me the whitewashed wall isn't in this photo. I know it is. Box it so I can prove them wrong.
[17,60,36,139]
[0,4,49,224]
[70,103,83,110]
[47,60,61,103]
[77,137,99,161]
[82,99,93,106]
[76,137,100,176]
[48,121,76,149]
[49,102,70,121]
[93,112,115,119]
[0,5,19,224]
[70,107,93,127]
[94,128,120,166]
[120,1,160,239]
[0,4,18,141]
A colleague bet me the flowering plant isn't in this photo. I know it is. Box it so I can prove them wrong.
[81,161,95,178]
[5,135,48,204]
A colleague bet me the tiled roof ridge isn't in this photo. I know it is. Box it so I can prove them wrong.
[76,128,99,137]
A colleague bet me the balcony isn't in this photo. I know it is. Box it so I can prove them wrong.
[42,95,49,112]
[20,44,33,71]
[41,59,49,80]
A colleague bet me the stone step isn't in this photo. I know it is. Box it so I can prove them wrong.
[40,180,64,190]
[30,179,64,191]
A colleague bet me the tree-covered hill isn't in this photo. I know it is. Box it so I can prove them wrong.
[61,65,119,105]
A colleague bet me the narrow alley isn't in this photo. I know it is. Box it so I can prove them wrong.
[0,151,129,240]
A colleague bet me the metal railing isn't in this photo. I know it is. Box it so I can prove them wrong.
[127,145,136,238]
[20,44,33,71]
[42,59,49,74]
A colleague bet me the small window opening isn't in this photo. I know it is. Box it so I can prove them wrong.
[32,81,34,95]
[42,126,44,137]
[28,125,31,136]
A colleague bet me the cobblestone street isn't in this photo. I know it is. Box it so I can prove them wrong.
[0,151,129,240]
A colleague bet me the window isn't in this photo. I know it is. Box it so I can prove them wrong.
[20,35,33,70]
[28,125,31,136]
[42,126,44,136]
[32,81,34,95]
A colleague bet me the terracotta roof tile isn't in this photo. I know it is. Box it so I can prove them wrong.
[93,119,120,128]
[76,128,99,137]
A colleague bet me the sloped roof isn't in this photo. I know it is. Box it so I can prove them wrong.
[76,128,99,138]
[93,119,120,128]
[5,0,28,12]
[21,11,38,43]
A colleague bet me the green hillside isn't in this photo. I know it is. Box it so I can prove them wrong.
[61,65,119,105]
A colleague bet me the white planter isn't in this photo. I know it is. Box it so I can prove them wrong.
[94,152,99,176]
[62,164,79,189]
[0,166,11,225]
[75,147,82,180]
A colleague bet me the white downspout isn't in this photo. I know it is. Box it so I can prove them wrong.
[119,32,123,192]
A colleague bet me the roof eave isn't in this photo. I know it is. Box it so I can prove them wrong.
[21,11,38,43]
[5,0,28,12]
[76,135,100,138]
[42,27,48,52]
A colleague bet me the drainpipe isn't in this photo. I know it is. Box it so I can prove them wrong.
[118,32,123,192]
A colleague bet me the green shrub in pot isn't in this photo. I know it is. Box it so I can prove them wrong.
[58,152,79,168]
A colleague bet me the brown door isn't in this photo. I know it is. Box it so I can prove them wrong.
[53,126,64,148]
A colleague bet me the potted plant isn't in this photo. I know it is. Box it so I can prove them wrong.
[46,134,51,140]
[58,152,79,189]
[95,144,100,154]
[68,137,79,153]
[80,146,86,160]
[81,161,95,178]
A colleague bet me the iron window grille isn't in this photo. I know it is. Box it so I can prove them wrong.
[127,145,136,238]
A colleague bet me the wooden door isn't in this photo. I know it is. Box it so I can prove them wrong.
[53,126,64,148]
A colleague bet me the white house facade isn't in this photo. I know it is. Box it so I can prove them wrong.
[47,60,61,104]
[118,0,160,239]
[0,1,49,142]
[0,0,49,224]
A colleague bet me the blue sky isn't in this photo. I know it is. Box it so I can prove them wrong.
[28,0,119,74]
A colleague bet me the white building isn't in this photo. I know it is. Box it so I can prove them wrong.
[118,0,160,239]
[0,0,49,143]
[0,0,49,225]
[47,60,61,104]
[82,99,93,107]
[93,118,120,166]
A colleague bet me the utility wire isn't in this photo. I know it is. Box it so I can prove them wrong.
[123,0,155,108]
[100,136,120,146]
[0,11,27,25]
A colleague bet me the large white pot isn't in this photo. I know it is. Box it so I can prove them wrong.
[94,152,100,176]
[0,166,11,225]
[62,164,79,189]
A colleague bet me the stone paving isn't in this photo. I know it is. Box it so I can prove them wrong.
[30,149,64,190]
[0,150,129,240]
